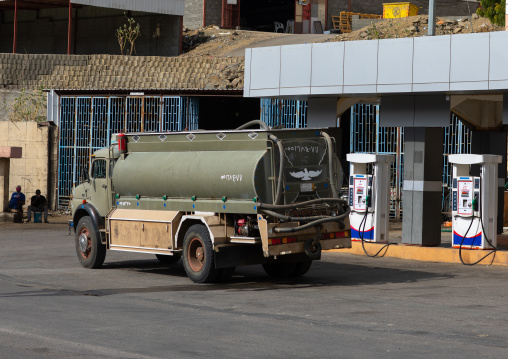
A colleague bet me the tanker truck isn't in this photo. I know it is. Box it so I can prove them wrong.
[70,121,351,283]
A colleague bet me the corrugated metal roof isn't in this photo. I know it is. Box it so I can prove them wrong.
[71,0,184,16]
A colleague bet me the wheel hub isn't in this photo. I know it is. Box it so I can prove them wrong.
[188,237,205,272]
[195,247,204,262]
[78,233,89,253]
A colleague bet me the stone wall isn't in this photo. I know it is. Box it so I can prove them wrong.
[0,53,245,92]
[0,121,51,209]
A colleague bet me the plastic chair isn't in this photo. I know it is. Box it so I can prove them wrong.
[286,20,294,34]
[274,22,284,33]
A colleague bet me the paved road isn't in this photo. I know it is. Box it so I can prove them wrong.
[0,222,507,358]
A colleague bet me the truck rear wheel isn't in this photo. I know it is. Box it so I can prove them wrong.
[183,224,218,283]
[262,262,297,278]
[155,254,181,265]
[292,261,312,276]
[75,216,106,269]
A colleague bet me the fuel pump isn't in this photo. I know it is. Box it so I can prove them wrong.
[347,154,395,243]
[448,154,501,249]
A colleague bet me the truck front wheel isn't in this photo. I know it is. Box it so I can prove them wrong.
[183,224,218,283]
[75,216,106,269]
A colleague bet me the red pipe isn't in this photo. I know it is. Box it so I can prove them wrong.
[348,0,351,13]
[67,0,72,55]
[13,0,18,53]
[179,16,183,54]
[221,0,225,28]
[203,0,207,27]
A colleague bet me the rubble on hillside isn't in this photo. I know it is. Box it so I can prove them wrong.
[181,25,286,58]
[328,15,503,42]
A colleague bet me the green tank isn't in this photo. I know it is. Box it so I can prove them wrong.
[112,128,342,207]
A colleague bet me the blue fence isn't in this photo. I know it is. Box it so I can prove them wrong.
[58,96,199,208]
[260,98,307,128]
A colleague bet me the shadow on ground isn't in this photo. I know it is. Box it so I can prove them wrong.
[0,258,453,298]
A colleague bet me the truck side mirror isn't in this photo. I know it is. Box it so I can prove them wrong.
[81,168,90,183]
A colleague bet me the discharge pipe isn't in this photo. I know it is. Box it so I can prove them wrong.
[320,131,339,199]
[269,135,284,205]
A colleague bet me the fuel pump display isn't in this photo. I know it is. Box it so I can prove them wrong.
[449,155,501,250]
[352,176,371,212]
[347,154,394,243]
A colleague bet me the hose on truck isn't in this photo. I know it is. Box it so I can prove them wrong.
[261,200,351,234]
[235,120,271,131]
[258,198,347,210]
[320,131,339,199]
[269,135,284,206]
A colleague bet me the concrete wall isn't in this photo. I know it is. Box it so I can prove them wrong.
[184,0,205,29]
[0,121,51,209]
[205,0,222,27]
[183,0,228,29]
[0,9,181,56]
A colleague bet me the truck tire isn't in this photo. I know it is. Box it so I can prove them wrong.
[292,261,312,276]
[262,262,297,278]
[183,224,218,283]
[75,216,106,269]
[155,254,181,265]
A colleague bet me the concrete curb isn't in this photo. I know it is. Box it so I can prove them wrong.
[330,241,508,267]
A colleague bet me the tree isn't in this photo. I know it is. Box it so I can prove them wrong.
[477,0,506,27]
[116,14,141,56]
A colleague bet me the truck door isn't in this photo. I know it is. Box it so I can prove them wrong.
[90,158,110,215]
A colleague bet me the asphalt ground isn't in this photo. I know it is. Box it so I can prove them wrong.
[0,221,507,359]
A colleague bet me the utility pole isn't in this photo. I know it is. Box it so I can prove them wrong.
[428,0,436,36]
[13,0,18,53]
[68,0,72,54]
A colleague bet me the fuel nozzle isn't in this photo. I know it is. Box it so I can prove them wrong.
[366,194,372,207]
[472,195,479,211]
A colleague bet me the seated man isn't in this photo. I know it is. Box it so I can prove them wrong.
[26,189,49,223]
[8,185,25,218]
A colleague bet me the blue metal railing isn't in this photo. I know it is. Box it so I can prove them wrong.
[260,98,307,128]
[58,95,199,208]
